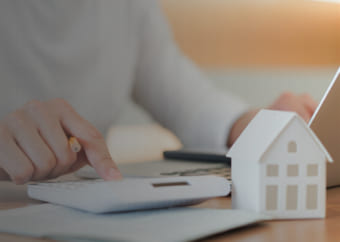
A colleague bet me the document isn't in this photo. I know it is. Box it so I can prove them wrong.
[0,204,268,242]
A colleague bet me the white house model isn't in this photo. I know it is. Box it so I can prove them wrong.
[228,109,332,219]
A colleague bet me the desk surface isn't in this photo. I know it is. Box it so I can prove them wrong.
[1,179,340,242]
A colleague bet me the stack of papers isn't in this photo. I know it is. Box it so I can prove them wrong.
[0,204,268,242]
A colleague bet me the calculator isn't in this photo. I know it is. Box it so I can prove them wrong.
[27,176,231,213]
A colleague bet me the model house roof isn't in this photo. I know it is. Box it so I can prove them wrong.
[228,109,333,163]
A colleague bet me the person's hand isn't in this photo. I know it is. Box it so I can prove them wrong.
[267,92,318,122]
[227,92,318,147]
[0,99,122,184]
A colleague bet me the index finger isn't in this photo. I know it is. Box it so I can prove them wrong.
[51,99,122,180]
[300,94,318,117]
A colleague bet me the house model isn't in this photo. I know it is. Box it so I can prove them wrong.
[228,109,332,219]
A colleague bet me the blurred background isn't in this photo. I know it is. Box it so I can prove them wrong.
[161,0,340,107]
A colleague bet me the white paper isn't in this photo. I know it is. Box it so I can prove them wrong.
[0,204,268,242]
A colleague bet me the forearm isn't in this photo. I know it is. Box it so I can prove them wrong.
[133,0,248,149]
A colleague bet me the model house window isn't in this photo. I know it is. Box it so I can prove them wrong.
[266,164,279,177]
[306,184,318,210]
[266,185,278,210]
[307,164,319,176]
[288,141,297,153]
[287,164,299,177]
[286,185,298,210]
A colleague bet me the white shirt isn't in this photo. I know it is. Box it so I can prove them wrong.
[0,0,248,149]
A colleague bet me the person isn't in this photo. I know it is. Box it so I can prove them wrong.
[0,0,317,184]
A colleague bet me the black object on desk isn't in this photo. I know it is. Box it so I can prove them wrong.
[163,150,231,167]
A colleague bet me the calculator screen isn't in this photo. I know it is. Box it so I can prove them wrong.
[152,181,189,188]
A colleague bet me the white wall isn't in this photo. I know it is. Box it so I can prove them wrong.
[207,67,338,108]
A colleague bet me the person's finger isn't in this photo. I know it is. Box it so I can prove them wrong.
[25,100,77,178]
[298,109,311,123]
[66,151,88,174]
[268,92,296,111]
[299,93,318,117]
[0,168,9,181]
[5,109,57,180]
[0,124,34,184]
[269,92,310,122]
[50,99,122,180]
[46,151,88,179]
[291,101,310,122]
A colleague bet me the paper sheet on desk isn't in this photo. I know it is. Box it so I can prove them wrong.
[0,204,267,242]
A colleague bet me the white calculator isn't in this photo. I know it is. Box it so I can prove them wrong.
[27,176,231,213]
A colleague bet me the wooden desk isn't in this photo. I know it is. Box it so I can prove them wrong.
[1,180,340,241]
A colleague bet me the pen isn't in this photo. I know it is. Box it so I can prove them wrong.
[69,136,82,153]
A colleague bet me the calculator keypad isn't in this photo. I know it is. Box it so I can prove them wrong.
[160,167,231,181]
[30,179,103,190]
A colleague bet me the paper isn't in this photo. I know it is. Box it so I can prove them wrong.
[0,204,267,242]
